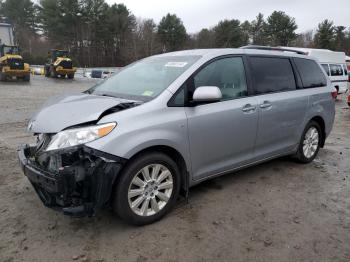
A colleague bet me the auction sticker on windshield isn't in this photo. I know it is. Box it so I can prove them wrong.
[165,62,188,67]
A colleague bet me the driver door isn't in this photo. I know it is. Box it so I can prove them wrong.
[184,56,259,181]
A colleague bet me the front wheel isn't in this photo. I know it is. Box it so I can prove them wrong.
[23,74,30,82]
[0,72,6,81]
[113,152,181,225]
[294,121,322,163]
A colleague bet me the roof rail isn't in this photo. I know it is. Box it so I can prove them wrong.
[240,45,307,55]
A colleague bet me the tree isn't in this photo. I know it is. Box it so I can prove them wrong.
[157,13,187,52]
[1,0,39,45]
[265,11,297,46]
[240,20,251,45]
[195,28,214,48]
[132,18,161,59]
[293,30,314,47]
[213,19,244,48]
[250,13,268,45]
[314,19,335,49]
[334,26,346,51]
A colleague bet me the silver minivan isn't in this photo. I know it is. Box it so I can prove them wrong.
[18,47,335,225]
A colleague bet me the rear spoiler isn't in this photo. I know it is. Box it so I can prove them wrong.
[240,45,308,55]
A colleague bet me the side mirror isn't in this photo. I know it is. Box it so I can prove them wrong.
[192,86,222,103]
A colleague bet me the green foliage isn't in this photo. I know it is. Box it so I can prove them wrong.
[196,28,215,48]
[314,19,335,49]
[265,11,297,46]
[157,13,187,51]
[250,13,268,45]
[1,0,37,31]
[213,19,244,48]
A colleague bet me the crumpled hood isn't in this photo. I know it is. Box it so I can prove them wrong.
[28,93,137,133]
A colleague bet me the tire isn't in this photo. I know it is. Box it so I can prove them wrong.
[23,74,30,82]
[113,152,181,226]
[0,72,6,81]
[68,74,74,79]
[294,121,322,163]
[50,66,57,78]
[44,65,50,77]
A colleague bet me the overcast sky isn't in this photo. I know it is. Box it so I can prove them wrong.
[106,0,349,33]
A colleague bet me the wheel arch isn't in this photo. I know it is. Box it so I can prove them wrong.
[309,115,326,147]
[121,145,189,195]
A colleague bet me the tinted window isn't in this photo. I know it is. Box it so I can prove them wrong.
[193,57,248,101]
[294,58,327,88]
[321,64,330,76]
[250,57,296,94]
[330,64,344,76]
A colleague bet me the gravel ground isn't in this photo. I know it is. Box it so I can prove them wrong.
[0,76,350,262]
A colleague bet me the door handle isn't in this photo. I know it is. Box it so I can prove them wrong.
[260,101,272,109]
[242,104,256,112]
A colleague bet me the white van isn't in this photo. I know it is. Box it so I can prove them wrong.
[281,47,348,94]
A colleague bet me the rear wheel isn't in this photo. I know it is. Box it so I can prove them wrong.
[44,66,50,77]
[294,121,322,163]
[113,152,181,226]
[68,74,74,79]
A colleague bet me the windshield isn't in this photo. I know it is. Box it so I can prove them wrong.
[3,46,19,55]
[53,50,68,58]
[88,55,201,101]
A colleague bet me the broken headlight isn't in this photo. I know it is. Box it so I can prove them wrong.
[46,122,116,151]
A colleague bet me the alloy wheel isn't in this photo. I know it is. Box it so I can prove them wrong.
[302,126,319,158]
[127,164,174,217]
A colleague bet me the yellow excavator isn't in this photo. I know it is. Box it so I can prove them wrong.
[44,49,76,79]
[0,44,30,81]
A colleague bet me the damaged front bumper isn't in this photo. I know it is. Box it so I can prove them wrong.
[18,144,126,217]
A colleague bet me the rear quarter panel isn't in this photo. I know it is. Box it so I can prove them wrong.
[303,84,335,139]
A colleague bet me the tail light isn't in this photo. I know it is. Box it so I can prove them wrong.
[331,89,338,99]
[348,94,350,103]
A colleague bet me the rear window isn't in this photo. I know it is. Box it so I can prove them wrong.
[330,64,344,76]
[294,58,327,88]
[321,64,330,76]
[250,57,296,94]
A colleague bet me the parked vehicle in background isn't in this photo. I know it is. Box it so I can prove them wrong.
[282,47,348,95]
[0,44,31,81]
[1,22,30,81]
[89,70,115,79]
[346,56,350,83]
[44,49,77,79]
[18,47,335,225]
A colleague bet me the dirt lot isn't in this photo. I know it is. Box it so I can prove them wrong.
[0,76,350,262]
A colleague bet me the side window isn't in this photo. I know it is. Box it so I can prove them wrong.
[330,64,344,76]
[249,57,296,94]
[342,64,348,75]
[171,88,185,106]
[193,57,248,101]
[321,64,330,76]
[294,58,327,88]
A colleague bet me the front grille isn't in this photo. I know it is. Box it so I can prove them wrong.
[8,58,24,70]
[59,60,72,69]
